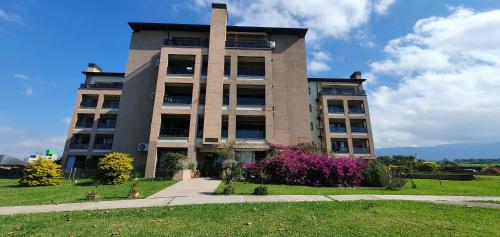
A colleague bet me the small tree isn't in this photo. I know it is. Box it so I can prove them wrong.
[157,152,190,179]
[19,158,63,187]
[96,152,133,184]
[363,160,389,187]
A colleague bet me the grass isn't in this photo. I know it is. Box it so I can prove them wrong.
[0,201,498,236]
[216,175,500,196]
[0,178,176,207]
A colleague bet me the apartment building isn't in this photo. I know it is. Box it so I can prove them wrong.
[62,3,374,177]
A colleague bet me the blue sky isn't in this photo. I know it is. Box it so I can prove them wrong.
[1,0,500,158]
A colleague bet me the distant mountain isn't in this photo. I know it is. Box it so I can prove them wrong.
[376,142,500,161]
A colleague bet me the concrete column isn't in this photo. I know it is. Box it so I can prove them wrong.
[363,98,376,158]
[321,97,331,154]
[203,4,227,144]
[343,99,354,157]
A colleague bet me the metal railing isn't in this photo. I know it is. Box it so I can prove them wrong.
[349,107,365,114]
[80,83,123,89]
[102,101,120,109]
[93,144,112,150]
[330,126,346,133]
[167,66,195,75]
[226,41,271,49]
[223,96,229,105]
[351,127,368,133]
[79,102,97,108]
[236,130,265,139]
[69,143,89,149]
[164,39,209,47]
[97,122,116,129]
[353,147,370,154]
[237,96,265,106]
[159,128,190,137]
[75,122,93,128]
[320,89,366,96]
[163,96,192,104]
[237,68,265,77]
[328,106,344,113]
[332,147,349,153]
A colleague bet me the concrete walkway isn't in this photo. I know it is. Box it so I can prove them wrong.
[0,194,499,216]
[147,178,221,198]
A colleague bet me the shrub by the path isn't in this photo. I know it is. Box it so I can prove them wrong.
[96,152,133,184]
[19,158,63,187]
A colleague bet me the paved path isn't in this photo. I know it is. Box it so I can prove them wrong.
[147,178,221,198]
[0,194,499,216]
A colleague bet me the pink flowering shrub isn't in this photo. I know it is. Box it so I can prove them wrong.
[246,143,366,187]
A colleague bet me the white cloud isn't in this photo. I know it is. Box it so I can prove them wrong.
[368,8,500,148]
[25,87,33,96]
[308,51,332,73]
[374,0,396,15]
[0,125,65,158]
[0,8,23,24]
[13,73,28,80]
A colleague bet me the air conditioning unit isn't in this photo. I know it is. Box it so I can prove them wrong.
[155,59,160,67]
[138,143,148,152]
[269,41,276,48]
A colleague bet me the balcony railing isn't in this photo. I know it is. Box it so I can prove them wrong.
[167,66,194,75]
[94,143,112,150]
[159,128,190,137]
[163,96,192,104]
[236,130,265,139]
[102,101,120,109]
[201,67,230,76]
[226,41,271,49]
[80,83,123,89]
[69,143,89,149]
[75,122,93,128]
[328,106,344,113]
[349,108,365,114]
[351,127,368,133]
[237,96,265,106]
[97,122,116,129]
[330,126,346,133]
[320,89,366,96]
[164,39,209,47]
[332,147,349,153]
[354,147,370,154]
[80,102,97,108]
[237,68,265,77]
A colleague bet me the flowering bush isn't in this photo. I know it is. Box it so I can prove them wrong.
[246,144,366,187]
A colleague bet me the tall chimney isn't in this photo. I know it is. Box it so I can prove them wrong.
[87,63,102,73]
[202,3,228,144]
[350,71,362,80]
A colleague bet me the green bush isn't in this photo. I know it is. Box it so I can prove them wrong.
[253,185,268,195]
[385,177,407,190]
[156,152,190,179]
[363,160,389,187]
[96,152,134,184]
[221,159,243,185]
[19,158,63,187]
[223,184,235,195]
[417,161,438,172]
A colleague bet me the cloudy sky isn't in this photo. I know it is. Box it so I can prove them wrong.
[1,0,500,158]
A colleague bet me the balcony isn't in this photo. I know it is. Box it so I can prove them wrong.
[328,106,344,114]
[164,39,208,47]
[238,57,265,80]
[79,101,97,109]
[80,83,123,89]
[330,126,346,133]
[75,122,93,129]
[159,115,190,142]
[163,96,192,104]
[93,143,112,150]
[236,116,265,139]
[226,41,271,49]
[167,55,195,77]
[351,127,368,133]
[236,130,266,139]
[354,147,370,154]
[349,108,365,114]
[332,147,349,154]
[160,128,190,138]
[237,96,265,106]
[97,121,116,129]
[320,89,366,96]
[102,100,120,109]
[69,143,89,150]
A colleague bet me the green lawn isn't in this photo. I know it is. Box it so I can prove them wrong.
[0,201,498,236]
[216,175,500,196]
[0,178,176,207]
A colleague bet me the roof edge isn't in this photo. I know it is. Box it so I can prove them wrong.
[308,78,366,83]
[82,72,125,77]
